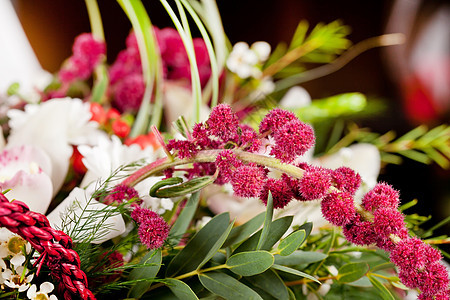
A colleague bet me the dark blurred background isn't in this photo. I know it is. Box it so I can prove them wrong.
[13,0,450,247]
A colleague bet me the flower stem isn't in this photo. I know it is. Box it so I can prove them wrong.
[85,0,104,41]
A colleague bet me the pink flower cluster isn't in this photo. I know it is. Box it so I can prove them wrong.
[59,33,106,83]
[109,28,211,113]
[104,184,141,205]
[131,206,170,250]
[167,104,449,297]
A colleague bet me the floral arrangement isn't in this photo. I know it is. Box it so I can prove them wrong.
[1,1,449,300]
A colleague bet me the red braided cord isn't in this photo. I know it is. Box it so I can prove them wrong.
[0,194,96,300]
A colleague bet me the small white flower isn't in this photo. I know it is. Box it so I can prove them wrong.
[250,41,271,62]
[0,228,31,259]
[3,266,34,292]
[27,282,58,300]
[226,42,261,79]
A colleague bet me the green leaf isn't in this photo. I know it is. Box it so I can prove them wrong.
[278,229,306,256]
[274,250,327,266]
[246,269,289,300]
[198,272,263,300]
[150,177,184,197]
[289,20,309,50]
[234,216,293,253]
[169,192,201,245]
[165,278,199,300]
[257,192,273,250]
[337,262,369,283]
[297,222,313,237]
[397,150,431,165]
[90,64,109,103]
[153,176,216,198]
[367,275,395,300]
[166,213,231,277]
[226,251,274,276]
[223,212,265,248]
[128,249,162,298]
[271,264,320,283]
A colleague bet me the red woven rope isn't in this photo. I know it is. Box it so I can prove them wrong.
[0,194,96,300]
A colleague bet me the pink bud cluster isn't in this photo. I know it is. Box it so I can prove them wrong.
[104,184,141,206]
[59,33,106,83]
[109,28,211,113]
[131,206,169,250]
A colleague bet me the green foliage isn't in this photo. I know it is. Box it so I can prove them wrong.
[278,230,307,256]
[128,250,162,298]
[337,262,369,283]
[226,251,274,276]
[150,176,216,198]
[198,272,263,300]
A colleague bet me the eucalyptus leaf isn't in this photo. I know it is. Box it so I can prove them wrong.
[222,212,265,248]
[165,278,199,300]
[337,262,369,283]
[166,213,231,277]
[154,176,216,198]
[226,251,274,276]
[246,269,289,300]
[278,229,306,256]
[274,250,327,266]
[271,264,320,283]
[257,192,273,250]
[198,272,263,300]
[367,275,395,300]
[169,192,201,245]
[297,222,313,237]
[128,249,162,298]
[234,216,293,253]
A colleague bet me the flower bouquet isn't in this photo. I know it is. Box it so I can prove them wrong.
[1,1,449,299]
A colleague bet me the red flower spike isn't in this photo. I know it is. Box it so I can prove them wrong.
[259,178,294,209]
[0,194,95,300]
[372,207,406,240]
[299,166,332,200]
[362,182,400,212]
[259,108,297,135]
[320,191,356,226]
[331,167,361,195]
[271,120,315,163]
[231,165,267,198]
[206,104,239,141]
[390,237,442,271]
[342,215,377,246]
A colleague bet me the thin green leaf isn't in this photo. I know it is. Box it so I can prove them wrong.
[271,264,320,283]
[198,272,263,300]
[154,176,216,198]
[90,64,109,103]
[149,177,184,197]
[257,192,273,250]
[396,125,428,142]
[397,150,431,164]
[367,275,395,300]
[128,249,162,298]
[197,220,234,270]
[278,229,306,256]
[289,20,309,50]
[169,191,201,245]
[166,213,230,277]
[246,269,289,300]
[337,262,369,283]
[165,278,199,300]
[223,212,265,248]
[226,251,274,276]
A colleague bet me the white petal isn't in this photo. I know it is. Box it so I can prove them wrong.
[279,86,312,108]
[27,284,37,298]
[251,41,271,62]
[40,281,54,294]
[10,254,25,267]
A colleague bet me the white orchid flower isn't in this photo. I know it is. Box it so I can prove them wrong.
[46,185,126,244]
[7,98,105,195]
[0,145,53,214]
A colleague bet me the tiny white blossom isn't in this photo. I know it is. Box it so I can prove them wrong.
[226,42,261,79]
[27,282,58,300]
[3,266,34,292]
[251,41,271,62]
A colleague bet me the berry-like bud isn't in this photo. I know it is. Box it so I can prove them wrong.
[321,191,356,226]
[259,178,294,209]
[259,108,297,135]
[362,183,400,212]
[342,215,377,245]
[331,167,361,195]
[215,150,243,183]
[231,165,266,198]
[299,166,332,200]
[372,207,405,240]
[390,238,442,271]
[206,104,239,141]
[271,120,315,162]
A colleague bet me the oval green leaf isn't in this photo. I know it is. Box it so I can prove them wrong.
[226,251,274,276]
[198,272,263,300]
[274,250,327,266]
[337,262,369,283]
[128,249,162,298]
[165,278,199,300]
[278,229,306,256]
[246,269,289,300]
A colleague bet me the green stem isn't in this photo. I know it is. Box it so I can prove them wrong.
[85,0,104,41]
[121,149,305,187]
[174,264,226,280]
